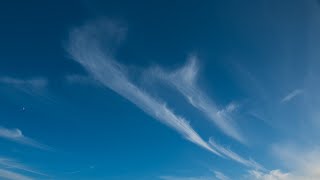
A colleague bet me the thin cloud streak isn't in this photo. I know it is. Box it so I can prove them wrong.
[66,19,221,156]
[0,157,48,177]
[281,89,303,103]
[0,76,57,104]
[0,126,52,151]
[214,171,230,180]
[159,176,212,180]
[150,57,245,143]
[0,169,33,180]
[0,77,47,89]
[209,138,263,170]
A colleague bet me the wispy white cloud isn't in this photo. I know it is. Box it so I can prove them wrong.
[247,170,292,180]
[159,176,212,180]
[150,57,245,143]
[66,19,221,156]
[66,19,269,172]
[0,77,47,89]
[209,138,263,170]
[214,171,230,180]
[0,169,33,180]
[281,89,303,103]
[0,76,55,103]
[0,126,51,150]
[0,157,48,177]
[217,102,239,116]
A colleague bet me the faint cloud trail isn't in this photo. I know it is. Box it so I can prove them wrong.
[281,89,303,103]
[0,126,52,151]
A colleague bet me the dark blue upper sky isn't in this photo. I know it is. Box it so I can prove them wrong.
[1,0,320,180]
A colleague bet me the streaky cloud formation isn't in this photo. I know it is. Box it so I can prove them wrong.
[0,76,56,104]
[0,169,33,180]
[0,126,52,150]
[150,57,245,143]
[280,89,303,103]
[0,157,48,177]
[214,171,230,180]
[159,176,212,180]
[209,138,263,170]
[66,19,221,156]
[0,77,47,89]
[247,170,291,180]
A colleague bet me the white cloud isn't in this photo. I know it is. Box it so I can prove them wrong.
[247,170,292,180]
[66,19,221,156]
[0,169,33,180]
[217,102,239,117]
[0,157,47,177]
[214,171,230,180]
[0,76,53,102]
[159,176,212,180]
[0,126,51,150]
[280,89,303,103]
[150,57,245,143]
[0,77,47,89]
[66,19,269,171]
[159,171,230,180]
[209,138,263,170]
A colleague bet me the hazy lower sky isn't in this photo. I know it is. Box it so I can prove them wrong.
[1,1,320,179]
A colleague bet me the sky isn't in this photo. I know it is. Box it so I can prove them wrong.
[1,0,320,179]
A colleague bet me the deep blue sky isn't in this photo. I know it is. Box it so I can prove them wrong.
[1,1,320,180]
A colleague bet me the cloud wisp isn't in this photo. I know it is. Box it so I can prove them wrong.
[0,76,57,104]
[150,57,245,143]
[281,89,303,103]
[0,169,33,180]
[159,176,212,180]
[214,171,231,180]
[0,126,51,150]
[209,138,263,170]
[0,157,48,177]
[66,19,221,156]
[0,77,47,90]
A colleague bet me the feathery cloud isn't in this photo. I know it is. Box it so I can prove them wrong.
[0,77,47,89]
[214,171,230,180]
[159,176,212,180]
[66,19,221,156]
[0,76,55,103]
[0,157,48,177]
[281,89,303,103]
[0,126,51,150]
[0,169,33,180]
[209,138,263,170]
[150,57,245,143]
[65,19,269,171]
[247,170,291,180]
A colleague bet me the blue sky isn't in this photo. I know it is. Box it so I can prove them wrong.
[1,0,320,179]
